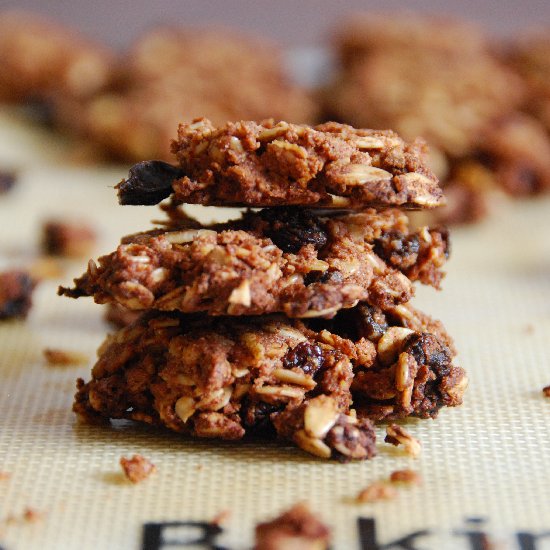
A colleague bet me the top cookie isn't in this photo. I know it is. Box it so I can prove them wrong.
[116,119,444,210]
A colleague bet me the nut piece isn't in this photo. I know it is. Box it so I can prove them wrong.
[389,469,422,484]
[43,348,89,366]
[175,396,196,423]
[385,424,422,458]
[255,503,331,550]
[377,327,414,365]
[120,454,156,483]
[228,279,252,307]
[303,395,340,439]
[272,368,316,389]
[356,482,397,503]
[339,164,393,186]
[164,229,216,244]
[294,430,332,459]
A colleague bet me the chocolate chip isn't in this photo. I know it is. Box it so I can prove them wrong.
[259,208,328,253]
[116,161,184,205]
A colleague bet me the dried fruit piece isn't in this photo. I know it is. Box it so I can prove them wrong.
[116,160,184,205]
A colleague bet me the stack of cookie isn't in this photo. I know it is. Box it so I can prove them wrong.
[60,119,467,461]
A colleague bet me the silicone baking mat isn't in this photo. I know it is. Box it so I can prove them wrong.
[0,108,549,550]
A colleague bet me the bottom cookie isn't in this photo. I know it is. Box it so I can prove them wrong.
[74,304,467,460]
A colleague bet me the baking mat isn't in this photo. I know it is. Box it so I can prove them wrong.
[0,108,549,550]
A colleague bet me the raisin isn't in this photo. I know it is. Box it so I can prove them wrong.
[374,231,420,270]
[116,161,184,205]
[403,333,450,376]
[304,270,343,286]
[283,341,325,376]
[259,208,328,253]
[355,304,388,342]
[325,417,377,463]
[242,399,280,433]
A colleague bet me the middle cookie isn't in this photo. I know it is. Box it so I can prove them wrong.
[60,207,448,318]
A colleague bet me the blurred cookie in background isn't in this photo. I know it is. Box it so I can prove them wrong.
[322,14,550,224]
[0,11,115,105]
[54,27,319,162]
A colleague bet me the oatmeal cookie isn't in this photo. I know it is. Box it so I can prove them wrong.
[58,28,317,162]
[0,11,113,103]
[334,14,489,69]
[471,114,550,196]
[115,119,443,209]
[73,312,374,461]
[504,30,550,133]
[59,207,448,318]
[73,306,466,458]
[323,48,523,159]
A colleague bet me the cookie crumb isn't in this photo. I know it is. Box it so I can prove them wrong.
[22,508,43,523]
[389,469,422,484]
[0,270,36,320]
[120,454,156,483]
[385,424,422,458]
[0,471,11,481]
[211,509,231,526]
[44,348,88,367]
[543,386,550,398]
[356,482,397,503]
[255,503,330,550]
[41,219,96,258]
